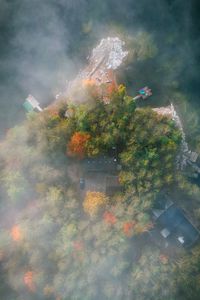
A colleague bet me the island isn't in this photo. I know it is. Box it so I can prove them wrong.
[0,37,200,300]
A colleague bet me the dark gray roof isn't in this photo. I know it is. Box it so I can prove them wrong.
[83,156,118,173]
[157,204,199,248]
[105,175,122,196]
[152,195,173,220]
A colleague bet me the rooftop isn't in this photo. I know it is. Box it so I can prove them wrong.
[83,156,119,173]
[26,95,40,108]
[23,95,43,112]
[23,100,34,112]
[155,203,199,248]
[105,175,122,196]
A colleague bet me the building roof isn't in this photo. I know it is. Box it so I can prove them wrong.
[105,175,121,196]
[26,95,39,108]
[152,193,173,219]
[157,204,199,248]
[83,156,118,173]
[23,100,34,112]
[23,95,43,112]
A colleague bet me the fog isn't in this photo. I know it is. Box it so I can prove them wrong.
[0,0,199,136]
[0,1,200,299]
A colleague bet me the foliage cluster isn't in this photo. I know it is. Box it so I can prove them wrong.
[0,85,198,300]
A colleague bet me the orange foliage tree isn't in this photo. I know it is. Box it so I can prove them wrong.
[103,211,117,225]
[83,191,109,217]
[47,107,59,116]
[23,271,35,292]
[123,221,136,237]
[82,79,96,87]
[73,240,84,251]
[123,221,153,237]
[67,131,91,158]
[11,225,23,241]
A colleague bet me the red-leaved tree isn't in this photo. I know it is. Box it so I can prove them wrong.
[67,132,91,158]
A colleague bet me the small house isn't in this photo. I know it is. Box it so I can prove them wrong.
[23,95,43,113]
[152,198,199,248]
[83,156,120,173]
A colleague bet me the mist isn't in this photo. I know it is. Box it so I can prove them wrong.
[0,1,200,300]
[0,0,199,136]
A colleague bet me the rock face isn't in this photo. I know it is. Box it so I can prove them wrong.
[152,105,175,119]
[153,104,199,172]
[90,37,128,70]
[56,37,128,104]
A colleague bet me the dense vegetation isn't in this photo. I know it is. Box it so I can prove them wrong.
[1,84,199,300]
[0,1,200,299]
[0,0,200,300]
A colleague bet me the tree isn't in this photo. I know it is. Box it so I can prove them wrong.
[127,31,158,62]
[129,247,176,300]
[83,191,109,217]
[10,225,23,242]
[103,211,117,225]
[174,245,200,300]
[2,170,29,205]
[67,131,91,158]
[23,271,36,292]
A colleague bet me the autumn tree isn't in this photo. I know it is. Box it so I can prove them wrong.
[83,191,109,217]
[103,211,117,225]
[23,271,36,292]
[10,225,23,242]
[67,131,91,158]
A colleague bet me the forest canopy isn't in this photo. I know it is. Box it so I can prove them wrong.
[0,84,194,300]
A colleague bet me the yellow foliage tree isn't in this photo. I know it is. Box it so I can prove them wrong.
[83,191,109,217]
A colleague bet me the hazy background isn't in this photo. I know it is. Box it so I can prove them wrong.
[0,0,199,135]
[0,1,200,299]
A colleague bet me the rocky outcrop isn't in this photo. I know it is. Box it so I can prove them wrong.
[153,104,199,171]
[55,37,128,104]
